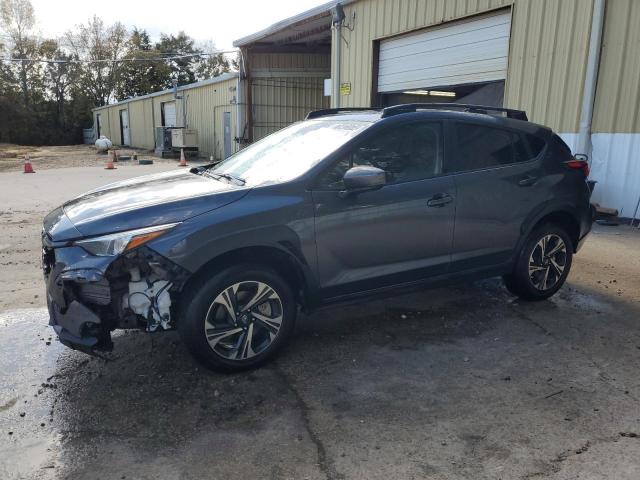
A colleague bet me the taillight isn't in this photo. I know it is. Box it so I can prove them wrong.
[565,159,590,177]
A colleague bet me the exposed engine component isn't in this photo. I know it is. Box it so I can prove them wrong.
[122,267,172,332]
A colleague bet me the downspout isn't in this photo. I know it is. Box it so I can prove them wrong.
[182,94,188,128]
[127,102,132,146]
[151,100,156,149]
[245,49,254,143]
[236,52,245,150]
[332,22,342,108]
[236,74,243,151]
[576,0,606,159]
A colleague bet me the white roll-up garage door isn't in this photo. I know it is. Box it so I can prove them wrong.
[377,10,511,93]
[163,101,177,127]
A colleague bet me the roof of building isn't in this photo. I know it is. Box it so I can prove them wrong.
[233,1,357,47]
[92,72,238,112]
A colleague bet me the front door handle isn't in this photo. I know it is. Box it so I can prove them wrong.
[518,175,538,187]
[427,194,453,208]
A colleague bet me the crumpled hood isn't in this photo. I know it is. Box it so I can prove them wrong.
[44,170,250,241]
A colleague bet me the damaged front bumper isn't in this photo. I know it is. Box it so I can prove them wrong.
[42,235,189,354]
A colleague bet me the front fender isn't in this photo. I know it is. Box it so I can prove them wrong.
[148,187,318,292]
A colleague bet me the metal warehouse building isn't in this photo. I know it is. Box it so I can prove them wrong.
[94,0,639,214]
[234,0,639,215]
[92,73,240,160]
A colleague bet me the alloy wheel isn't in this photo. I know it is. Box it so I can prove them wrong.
[203,281,283,360]
[528,234,567,291]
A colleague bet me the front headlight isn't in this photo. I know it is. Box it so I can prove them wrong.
[75,223,179,256]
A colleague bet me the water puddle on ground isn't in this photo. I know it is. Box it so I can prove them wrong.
[0,308,64,479]
[552,288,614,313]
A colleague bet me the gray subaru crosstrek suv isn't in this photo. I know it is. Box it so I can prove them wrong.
[42,104,593,371]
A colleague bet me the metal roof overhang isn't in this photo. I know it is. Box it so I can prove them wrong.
[232,1,358,49]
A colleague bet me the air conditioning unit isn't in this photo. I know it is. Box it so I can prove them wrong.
[171,128,198,149]
[155,126,174,156]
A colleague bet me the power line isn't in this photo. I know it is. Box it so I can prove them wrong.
[0,49,238,64]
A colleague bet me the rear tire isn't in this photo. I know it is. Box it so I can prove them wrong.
[178,264,296,372]
[503,224,573,301]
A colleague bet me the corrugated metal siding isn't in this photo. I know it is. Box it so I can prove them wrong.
[592,0,640,133]
[250,52,330,71]
[152,93,174,128]
[128,99,154,149]
[92,77,238,159]
[251,77,329,140]
[180,77,238,160]
[94,110,110,140]
[109,108,121,144]
[335,0,595,133]
[249,52,330,140]
[507,0,593,133]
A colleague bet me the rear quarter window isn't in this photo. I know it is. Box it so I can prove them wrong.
[549,134,573,161]
[513,133,546,162]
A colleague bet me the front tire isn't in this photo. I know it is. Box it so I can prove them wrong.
[178,264,296,372]
[504,224,573,301]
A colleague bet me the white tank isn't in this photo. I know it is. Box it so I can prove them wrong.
[95,136,113,152]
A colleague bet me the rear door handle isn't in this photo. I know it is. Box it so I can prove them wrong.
[518,175,538,187]
[427,194,453,208]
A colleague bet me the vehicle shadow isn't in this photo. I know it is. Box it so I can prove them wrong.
[50,279,508,431]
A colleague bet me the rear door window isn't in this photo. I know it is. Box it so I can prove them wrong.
[447,123,542,173]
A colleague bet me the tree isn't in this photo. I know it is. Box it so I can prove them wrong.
[115,28,171,100]
[196,40,232,80]
[64,15,128,106]
[0,0,37,104]
[155,31,199,87]
[0,5,235,147]
[39,38,79,126]
[0,38,13,96]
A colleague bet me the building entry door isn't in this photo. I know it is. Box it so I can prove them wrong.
[119,109,130,145]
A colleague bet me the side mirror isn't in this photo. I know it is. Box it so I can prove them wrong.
[339,166,386,197]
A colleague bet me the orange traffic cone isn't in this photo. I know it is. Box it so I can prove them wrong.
[178,148,188,167]
[105,151,117,170]
[23,155,35,173]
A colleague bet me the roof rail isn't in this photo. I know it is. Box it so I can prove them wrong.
[306,108,382,120]
[381,103,528,121]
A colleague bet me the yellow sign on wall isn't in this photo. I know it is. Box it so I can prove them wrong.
[340,83,351,96]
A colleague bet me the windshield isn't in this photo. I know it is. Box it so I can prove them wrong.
[208,120,371,186]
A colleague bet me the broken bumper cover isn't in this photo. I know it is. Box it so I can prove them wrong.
[43,244,116,352]
[48,297,104,351]
[43,237,189,353]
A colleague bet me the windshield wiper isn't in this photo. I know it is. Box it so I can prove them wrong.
[200,170,245,185]
[216,172,246,185]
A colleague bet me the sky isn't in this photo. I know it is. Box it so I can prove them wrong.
[29,0,329,50]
